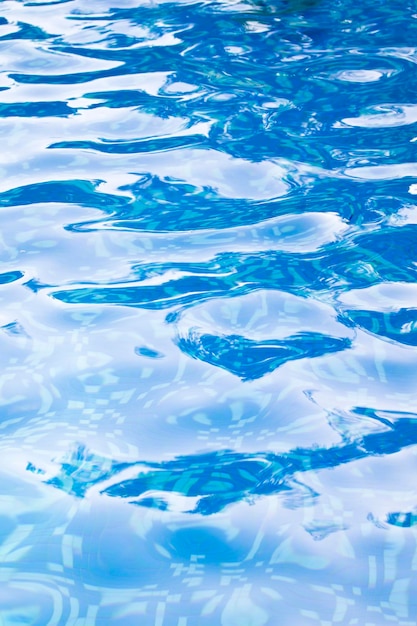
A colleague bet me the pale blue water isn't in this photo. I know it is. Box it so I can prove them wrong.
[1,0,417,624]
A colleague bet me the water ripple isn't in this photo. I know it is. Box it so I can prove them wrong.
[174,290,353,379]
[2,0,417,622]
[28,409,417,516]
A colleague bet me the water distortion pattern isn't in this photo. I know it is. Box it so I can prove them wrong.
[1,0,417,624]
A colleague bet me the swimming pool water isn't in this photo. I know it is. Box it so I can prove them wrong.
[1,0,417,623]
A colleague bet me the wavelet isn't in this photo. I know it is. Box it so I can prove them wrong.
[1,0,417,623]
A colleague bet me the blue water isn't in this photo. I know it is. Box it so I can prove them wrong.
[1,0,417,623]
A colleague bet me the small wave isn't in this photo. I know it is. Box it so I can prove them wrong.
[28,410,417,515]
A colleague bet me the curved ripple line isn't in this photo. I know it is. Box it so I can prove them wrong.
[28,409,417,515]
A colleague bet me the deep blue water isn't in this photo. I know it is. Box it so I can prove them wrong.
[1,0,417,623]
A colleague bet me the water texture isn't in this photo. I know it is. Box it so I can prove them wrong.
[1,0,417,623]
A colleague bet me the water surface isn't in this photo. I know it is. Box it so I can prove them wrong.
[1,0,417,623]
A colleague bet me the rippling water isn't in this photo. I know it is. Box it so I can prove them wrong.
[1,0,417,623]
